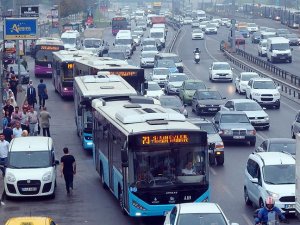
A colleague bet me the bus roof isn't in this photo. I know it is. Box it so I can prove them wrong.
[53,50,94,62]
[36,37,63,46]
[74,74,137,99]
[75,55,131,68]
[92,97,199,135]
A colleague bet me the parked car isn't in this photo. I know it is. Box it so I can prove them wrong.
[159,95,188,117]
[212,111,256,146]
[188,118,224,165]
[291,110,300,139]
[191,89,225,115]
[222,99,270,130]
[179,79,206,105]
[255,138,296,155]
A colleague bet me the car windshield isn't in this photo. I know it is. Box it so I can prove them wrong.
[194,123,217,134]
[115,39,132,45]
[185,82,206,90]
[177,213,227,225]
[143,46,157,51]
[260,42,267,47]
[142,52,156,58]
[148,82,161,91]
[277,29,288,34]
[84,39,101,48]
[169,75,187,82]
[193,29,202,33]
[269,143,296,155]
[143,40,156,46]
[241,74,259,81]
[266,28,276,32]
[154,68,169,75]
[263,164,295,185]
[132,147,207,188]
[253,81,276,89]
[248,23,256,27]
[61,38,76,45]
[253,32,261,37]
[220,114,249,123]
[286,34,298,38]
[206,24,216,28]
[163,55,180,63]
[235,102,262,111]
[151,32,164,38]
[158,60,176,68]
[197,91,222,100]
[8,151,51,168]
[132,35,139,39]
[213,63,230,70]
[160,97,182,107]
[272,43,289,50]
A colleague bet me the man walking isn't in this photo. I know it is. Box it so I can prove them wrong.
[39,107,51,137]
[26,80,37,108]
[37,79,47,109]
[3,123,13,143]
[27,106,38,136]
[12,122,23,138]
[60,147,76,195]
[9,75,18,101]
[0,133,9,177]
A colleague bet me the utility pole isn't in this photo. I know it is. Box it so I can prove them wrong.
[231,0,236,52]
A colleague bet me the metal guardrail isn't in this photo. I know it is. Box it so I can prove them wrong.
[222,49,300,103]
[165,19,182,53]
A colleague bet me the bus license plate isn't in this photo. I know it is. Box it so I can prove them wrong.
[285,204,295,209]
[22,187,37,191]
[233,136,245,139]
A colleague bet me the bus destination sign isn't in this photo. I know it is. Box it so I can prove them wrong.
[141,134,189,145]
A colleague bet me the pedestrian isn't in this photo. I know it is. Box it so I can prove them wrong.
[9,75,18,101]
[37,79,48,109]
[3,123,13,143]
[20,107,29,133]
[2,84,12,104]
[22,100,30,112]
[0,133,9,177]
[27,106,38,136]
[3,100,14,117]
[39,107,51,137]
[60,147,76,195]
[12,121,23,138]
[8,90,17,107]
[11,106,22,127]
[2,110,9,129]
[26,80,37,108]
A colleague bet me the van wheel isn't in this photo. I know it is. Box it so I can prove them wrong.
[100,165,108,189]
[244,187,252,206]
[250,140,256,146]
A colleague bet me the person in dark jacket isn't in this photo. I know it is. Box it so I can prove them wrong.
[26,80,37,108]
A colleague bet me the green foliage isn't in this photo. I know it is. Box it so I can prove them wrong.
[60,0,87,18]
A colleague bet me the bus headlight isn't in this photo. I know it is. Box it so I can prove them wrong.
[132,200,146,211]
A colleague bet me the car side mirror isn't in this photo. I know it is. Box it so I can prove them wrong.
[250,177,258,184]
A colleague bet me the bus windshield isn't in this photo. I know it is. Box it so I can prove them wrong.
[36,50,53,62]
[133,147,207,188]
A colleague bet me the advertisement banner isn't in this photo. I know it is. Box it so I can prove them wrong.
[4,18,37,40]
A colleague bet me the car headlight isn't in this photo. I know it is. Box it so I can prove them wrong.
[6,172,16,182]
[274,93,280,96]
[253,92,260,96]
[219,129,232,135]
[265,116,269,121]
[42,171,52,181]
[267,190,280,200]
[198,104,206,107]
[247,130,256,135]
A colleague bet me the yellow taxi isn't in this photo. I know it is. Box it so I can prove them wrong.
[5,217,57,225]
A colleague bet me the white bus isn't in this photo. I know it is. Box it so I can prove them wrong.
[91,96,209,216]
[74,74,137,150]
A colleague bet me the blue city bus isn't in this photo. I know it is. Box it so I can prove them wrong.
[92,96,209,216]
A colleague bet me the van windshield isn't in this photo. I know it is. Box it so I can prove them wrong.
[8,151,51,168]
[272,43,290,50]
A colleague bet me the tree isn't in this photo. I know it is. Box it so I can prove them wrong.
[60,0,88,18]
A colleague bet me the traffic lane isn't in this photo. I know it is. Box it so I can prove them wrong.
[0,59,137,225]
[174,25,299,225]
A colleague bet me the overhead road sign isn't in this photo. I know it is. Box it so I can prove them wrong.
[4,18,38,40]
[20,6,39,17]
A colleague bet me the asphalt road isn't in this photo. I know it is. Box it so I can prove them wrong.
[0,21,299,225]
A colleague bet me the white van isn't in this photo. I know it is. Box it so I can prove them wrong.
[4,137,59,198]
[152,23,167,36]
[115,31,134,56]
[266,37,292,63]
[149,27,165,48]
[61,30,81,50]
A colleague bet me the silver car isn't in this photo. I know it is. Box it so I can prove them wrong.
[291,110,300,139]
[165,73,188,95]
[140,51,157,68]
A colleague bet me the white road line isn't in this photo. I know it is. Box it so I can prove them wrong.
[222,185,235,199]
[204,36,219,62]
[210,167,217,176]
[242,213,254,225]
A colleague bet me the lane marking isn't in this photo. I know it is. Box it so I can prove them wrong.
[222,185,235,199]
[210,167,217,176]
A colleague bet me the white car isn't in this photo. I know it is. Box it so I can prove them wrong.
[164,203,239,225]
[244,152,295,213]
[191,21,200,28]
[199,21,208,30]
[192,29,204,40]
[221,18,230,26]
[145,81,164,99]
[245,77,281,109]
[258,40,267,57]
[151,67,169,87]
[183,17,193,25]
[140,51,157,68]
[210,19,220,28]
[222,99,270,130]
[235,72,260,94]
[165,73,188,95]
[205,23,218,34]
[247,23,259,33]
[209,62,233,82]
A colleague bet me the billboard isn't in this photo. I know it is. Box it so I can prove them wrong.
[4,18,37,40]
[20,6,39,17]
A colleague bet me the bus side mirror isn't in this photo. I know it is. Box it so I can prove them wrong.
[121,149,128,167]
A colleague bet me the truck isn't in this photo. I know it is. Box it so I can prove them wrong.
[296,134,300,218]
[150,15,166,26]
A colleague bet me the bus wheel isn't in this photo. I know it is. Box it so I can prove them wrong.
[100,165,108,190]
[118,187,127,215]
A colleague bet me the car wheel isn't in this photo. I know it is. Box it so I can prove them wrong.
[291,129,295,139]
[196,106,202,116]
[100,165,108,190]
[244,187,252,206]
[250,140,256,146]
[216,155,224,166]
[250,95,252,100]
[265,125,270,130]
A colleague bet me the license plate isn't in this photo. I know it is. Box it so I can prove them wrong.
[22,187,37,191]
[208,108,217,111]
[285,204,295,209]
[280,57,286,59]
[233,136,245,139]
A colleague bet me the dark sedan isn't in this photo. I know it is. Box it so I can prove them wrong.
[284,33,300,46]
[191,89,225,115]
[251,32,261,44]
[159,95,188,117]
[212,111,256,146]
[255,138,296,155]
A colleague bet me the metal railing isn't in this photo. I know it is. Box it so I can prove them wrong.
[165,19,182,53]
